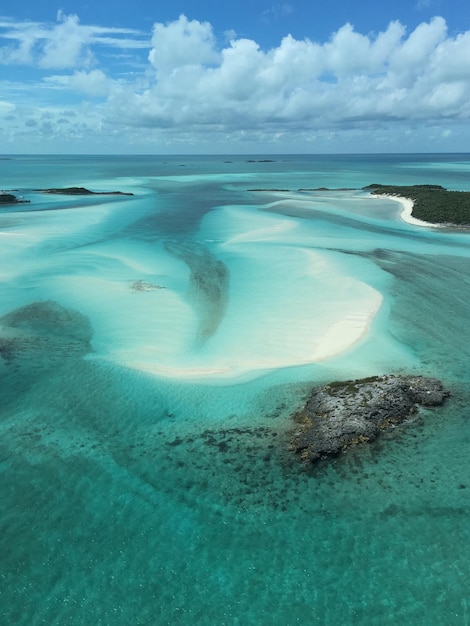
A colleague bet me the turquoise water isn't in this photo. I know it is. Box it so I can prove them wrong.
[1,154,469,625]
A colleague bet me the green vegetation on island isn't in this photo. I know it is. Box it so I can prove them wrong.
[1,187,134,207]
[0,193,30,205]
[364,184,470,226]
[38,187,134,196]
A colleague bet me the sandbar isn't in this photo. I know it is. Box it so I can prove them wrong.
[113,286,383,383]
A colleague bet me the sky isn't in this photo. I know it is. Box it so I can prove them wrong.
[1,0,470,154]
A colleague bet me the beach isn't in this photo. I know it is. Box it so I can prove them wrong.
[369,192,443,228]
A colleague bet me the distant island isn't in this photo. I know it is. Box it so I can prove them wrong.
[1,187,134,206]
[37,187,134,196]
[0,193,30,205]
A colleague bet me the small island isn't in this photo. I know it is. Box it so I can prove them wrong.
[37,187,133,196]
[290,374,449,463]
[364,184,470,226]
[0,192,30,205]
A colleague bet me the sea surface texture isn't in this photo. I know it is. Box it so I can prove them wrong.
[1,154,469,625]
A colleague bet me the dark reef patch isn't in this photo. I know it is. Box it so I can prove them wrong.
[0,301,93,374]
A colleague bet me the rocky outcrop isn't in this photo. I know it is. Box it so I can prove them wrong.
[290,375,449,463]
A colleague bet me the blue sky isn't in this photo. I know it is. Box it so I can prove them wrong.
[1,1,470,153]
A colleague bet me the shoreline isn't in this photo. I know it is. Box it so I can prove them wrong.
[369,193,443,228]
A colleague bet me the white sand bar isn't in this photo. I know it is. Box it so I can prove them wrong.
[3,192,385,384]
[114,211,384,382]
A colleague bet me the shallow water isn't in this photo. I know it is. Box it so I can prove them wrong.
[1,154,469,625]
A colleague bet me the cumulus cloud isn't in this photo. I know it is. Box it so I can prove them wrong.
[2,12,470,151]
[108,14,470,135]
[149,15,218,73]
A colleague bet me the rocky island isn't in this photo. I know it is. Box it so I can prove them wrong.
[290,375,449,463]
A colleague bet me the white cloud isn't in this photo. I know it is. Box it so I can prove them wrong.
[114,14,470,136]
[39,12,93,69]
[431,31,470,81]
[0,12,148,69]
[44,69,112,96]
[0,20,42,65]
[148,15,218,73]
[388,16,447,85]
[3,12,470,151]
[323,21,405,75]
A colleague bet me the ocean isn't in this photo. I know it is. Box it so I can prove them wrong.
[1,153,469,625]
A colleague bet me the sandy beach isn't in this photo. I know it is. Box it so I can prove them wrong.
[370,193,443,228]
